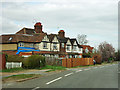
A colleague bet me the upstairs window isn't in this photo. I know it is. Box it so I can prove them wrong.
[66,45,70,51]
[73,46,76,51]
[53,44,57,50]
[19,42,24,47]
[30,43,34,47]
[61,43,64,48]
[85,48,89,53]
[43,42,47,49]
[92,49,95,53]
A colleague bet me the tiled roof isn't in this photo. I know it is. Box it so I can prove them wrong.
[47,34,68,43]
[81,45,94,50]
[1,33,46,43]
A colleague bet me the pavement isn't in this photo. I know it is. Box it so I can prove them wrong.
[2,63,119,88]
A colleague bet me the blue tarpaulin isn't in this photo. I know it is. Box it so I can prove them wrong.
[16,47,40,54]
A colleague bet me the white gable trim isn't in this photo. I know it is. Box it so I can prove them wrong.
[73,41,77,45]
[66,39,71,45]
[52,36,59,43]
[42,35,49,42]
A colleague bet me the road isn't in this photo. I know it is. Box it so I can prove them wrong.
[3,64,118,89]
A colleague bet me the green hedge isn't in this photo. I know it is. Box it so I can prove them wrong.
[7,55,24,62]
[22,55,46,69]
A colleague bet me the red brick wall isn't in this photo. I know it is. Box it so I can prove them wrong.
[60,43,66,52]
[0,54,6,70]
[2,51,17,55]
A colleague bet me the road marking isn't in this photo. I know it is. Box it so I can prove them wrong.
[84,69,90,70]
[46,77,62,85]
[32,87,40,90]
[75,70,82,73]
[64,72,73,77]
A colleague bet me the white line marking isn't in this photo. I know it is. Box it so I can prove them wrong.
[32,87,40,90]
[76,70,82,73]
[64,73,73,77]
[46,77,62,85]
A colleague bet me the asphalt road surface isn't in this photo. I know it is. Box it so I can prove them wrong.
[3,64,118,89]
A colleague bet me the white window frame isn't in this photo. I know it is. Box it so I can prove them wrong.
[85,48,89,53]
[53,44,57,50]
[66,45,70,51]
[43,42,47,49]
[19,42,24,47]
[30,43,34,47]
[61,43,64,48]
[73,46,76,51]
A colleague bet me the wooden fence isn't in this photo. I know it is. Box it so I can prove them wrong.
[62,58,94,68]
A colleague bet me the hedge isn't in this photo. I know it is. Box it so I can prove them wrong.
[22,55,46,69]
[7,55,24,62]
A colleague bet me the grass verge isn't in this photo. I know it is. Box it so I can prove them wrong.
[0,68,25,72]
[40,65,66,72]
[71,65,95,68]
[2,74,41,83]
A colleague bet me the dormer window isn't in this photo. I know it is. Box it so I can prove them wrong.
[9,37,12,41]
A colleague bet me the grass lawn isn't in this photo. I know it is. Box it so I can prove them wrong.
[40,65,66,72]
[0,68,26,72]
[2,74,41,83]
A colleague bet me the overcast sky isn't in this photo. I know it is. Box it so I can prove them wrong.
[1,0,118,50]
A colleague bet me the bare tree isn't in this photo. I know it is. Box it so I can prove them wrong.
[98,41,115,62]
[77,34,88,45]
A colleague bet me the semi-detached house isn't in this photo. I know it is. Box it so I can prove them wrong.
[0,22,88,58]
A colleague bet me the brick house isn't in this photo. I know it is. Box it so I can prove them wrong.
[0,22,90,58]
[81,45,94,54]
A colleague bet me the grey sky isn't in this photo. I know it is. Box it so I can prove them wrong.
[1,0,118,50]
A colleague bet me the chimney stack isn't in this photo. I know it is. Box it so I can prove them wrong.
[58,30,65,37]
[34,22,43,33]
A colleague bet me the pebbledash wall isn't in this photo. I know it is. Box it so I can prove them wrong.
[0,44,17,50]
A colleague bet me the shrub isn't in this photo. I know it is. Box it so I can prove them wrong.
[22,55,46,69]
[83,52,92,58]
[93,54,102,64]
[7,55,24,62]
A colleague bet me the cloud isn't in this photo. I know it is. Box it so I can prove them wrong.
[1,0,118,50]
